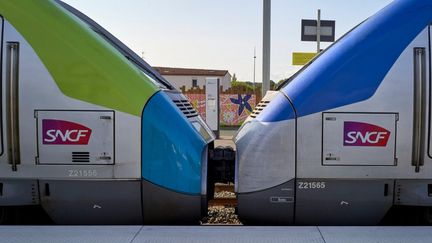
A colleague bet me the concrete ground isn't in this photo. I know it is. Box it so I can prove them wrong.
[0,226,431,243]
[214,129,237,148]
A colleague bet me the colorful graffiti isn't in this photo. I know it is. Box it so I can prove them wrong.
[185,93,256,126]
[185,94,206,119]
[230,94,253,116]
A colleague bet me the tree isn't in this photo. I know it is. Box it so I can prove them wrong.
[231,81,255,92]
[231,73,238,82]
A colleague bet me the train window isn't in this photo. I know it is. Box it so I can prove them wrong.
[191,119,215,142]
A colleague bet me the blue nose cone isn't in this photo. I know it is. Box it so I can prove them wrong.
[141,91,207,194]
[257,92,296,122]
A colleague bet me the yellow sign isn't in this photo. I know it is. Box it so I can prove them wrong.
[292,52,318,65]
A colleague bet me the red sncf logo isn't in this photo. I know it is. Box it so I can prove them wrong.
[42,119,92,145]
[343,121,390,147]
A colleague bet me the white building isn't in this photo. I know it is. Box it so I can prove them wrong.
[154,67,232,91]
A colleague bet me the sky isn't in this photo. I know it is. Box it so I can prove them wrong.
[63,0,393,83]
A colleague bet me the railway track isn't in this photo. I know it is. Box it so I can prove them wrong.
[214,184,234,192]
[208,197,237,207]
[210,184,236,206]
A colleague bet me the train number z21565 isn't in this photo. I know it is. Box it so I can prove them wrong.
[298,182,326,190]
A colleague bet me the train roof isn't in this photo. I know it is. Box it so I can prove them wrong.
[0,0,171,116]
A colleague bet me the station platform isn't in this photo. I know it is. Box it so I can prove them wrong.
[0,226,431,243]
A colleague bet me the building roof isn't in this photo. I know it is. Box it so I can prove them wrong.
[154,67,230,77]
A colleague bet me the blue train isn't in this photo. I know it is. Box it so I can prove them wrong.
[235,0,432,225]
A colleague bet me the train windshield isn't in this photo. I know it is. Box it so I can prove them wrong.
[276,21,365,90]
[191,117,215,143]
[56,0,174,90]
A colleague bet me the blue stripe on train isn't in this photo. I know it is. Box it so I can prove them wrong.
[259,0,432,122]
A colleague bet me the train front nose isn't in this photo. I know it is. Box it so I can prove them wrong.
[234,93,297,225]
[141,91,212,224]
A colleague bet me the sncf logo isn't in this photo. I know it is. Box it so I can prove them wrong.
[343,122,390,147]
[42,119,92,145]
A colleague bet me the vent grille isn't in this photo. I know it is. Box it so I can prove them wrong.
[250,101,271,118]
[72,152,90,163]
[173,99,199,118]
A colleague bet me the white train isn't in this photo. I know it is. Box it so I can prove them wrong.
[0,0,215,224]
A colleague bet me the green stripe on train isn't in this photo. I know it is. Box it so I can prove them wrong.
[0,0,158,116]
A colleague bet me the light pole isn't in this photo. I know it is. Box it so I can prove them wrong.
[262,0,271,96]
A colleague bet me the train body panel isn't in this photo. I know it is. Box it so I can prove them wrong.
[235,109,296,193]
[39,180,143,225]
[142,91,210,195]
[295,179,394,226]
[0,0,214,224]
[235,0,432,225]
[0,18,143,180]
[237,180,295,225]
[296,26,431,180]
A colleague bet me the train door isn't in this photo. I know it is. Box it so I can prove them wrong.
[0,17,32,175]
[412,46,427,173]
[0,17,5,169]
[0,16,41,206]
[0,16,20,173]
[1,18,27,175]
[426,25,432,171]
[392,25,432,213]
[410,24,431,174]
[5,30,19,173]
[416,25,432,173]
